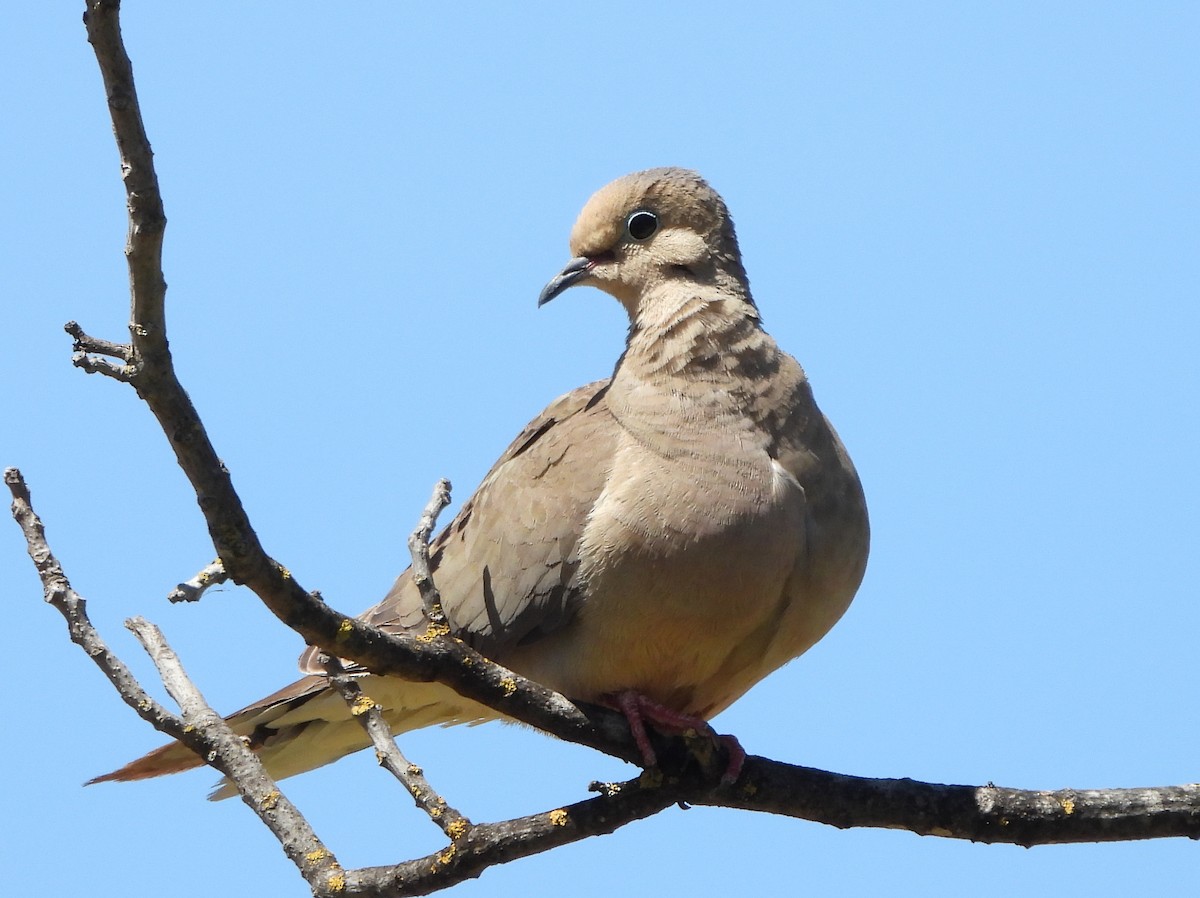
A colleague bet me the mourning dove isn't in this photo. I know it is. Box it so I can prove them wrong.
[92,167,869,797]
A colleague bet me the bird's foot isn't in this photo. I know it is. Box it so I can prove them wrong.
[606,690,744,784]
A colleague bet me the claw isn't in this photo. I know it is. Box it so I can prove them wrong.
[605,690,744,784]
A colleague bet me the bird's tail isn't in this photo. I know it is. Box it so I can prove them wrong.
[87,674,498,800]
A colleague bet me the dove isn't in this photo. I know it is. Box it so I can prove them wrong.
[92,167,869,796]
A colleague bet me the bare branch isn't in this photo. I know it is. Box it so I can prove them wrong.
[323,654,473,841]
[409,478,452,627]
[66,321,136,380]
[65,320,132,360]
[167,559,228,603]
[7,467,169,726]
[342,775,681,896]
[313,477,475,842]
[125,618,346,892]
[70,351,135,381]
[689,761,1200,846]
[82,2,167,361]
[5,467,345,893]
[80,0,276,591]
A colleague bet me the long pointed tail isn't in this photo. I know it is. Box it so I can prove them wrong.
[87,673,332,790]
[88,674,498,799]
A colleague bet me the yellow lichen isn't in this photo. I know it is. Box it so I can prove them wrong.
[326,871,346,892]
[639,768,664,789]
[406,764,423,776]
[1061,797,1075,815]
[447,819,469,840]
[337,619,354,639]
[306,848,330,862]
[350,695,375,716]
[279,567,292,580]
[437,844,457,866]
[500,677,517,698]
[417,622,451,642]
[261,789,280,810]
[549,809,569,827]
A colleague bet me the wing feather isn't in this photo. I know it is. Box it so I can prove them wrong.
[298,379,615,672]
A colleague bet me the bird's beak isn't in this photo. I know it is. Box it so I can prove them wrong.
[538,256,594,307]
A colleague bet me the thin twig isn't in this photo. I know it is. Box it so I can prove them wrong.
[71,351,135,381]
[342,774,682,897]
[322,654,473,841]
[167,559,228,603]
[7,467,174,728]
[66,321,136,380]
[65,320,133,360]
[408,478,452,627]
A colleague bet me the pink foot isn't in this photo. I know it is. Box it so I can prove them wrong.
[716,733,746,785]
[606,690,745,784]
[611,690,660,767]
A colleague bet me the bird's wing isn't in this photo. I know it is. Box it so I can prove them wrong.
[298,377,616,672]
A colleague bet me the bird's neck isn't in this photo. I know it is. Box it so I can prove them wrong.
[621,285,771,383]
[608,289,807,462]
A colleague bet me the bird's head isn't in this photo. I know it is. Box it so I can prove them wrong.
[538,168,751,319]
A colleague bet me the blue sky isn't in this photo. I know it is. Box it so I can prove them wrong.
[3,3,1198,896]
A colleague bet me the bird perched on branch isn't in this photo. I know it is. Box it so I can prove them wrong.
[93,168,870,797]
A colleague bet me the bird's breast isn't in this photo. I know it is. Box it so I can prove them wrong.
[509,432,805,713]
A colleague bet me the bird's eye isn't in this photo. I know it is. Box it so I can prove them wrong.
[625,210,659,242]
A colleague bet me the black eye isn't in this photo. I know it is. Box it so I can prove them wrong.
[626,210,659,241]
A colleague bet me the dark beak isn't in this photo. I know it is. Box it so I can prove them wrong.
[538,256,594,307]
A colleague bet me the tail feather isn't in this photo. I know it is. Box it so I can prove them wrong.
[87,674,331,790]
[87,739,206,784]
[206,718,371,801]
[88,675,500,799]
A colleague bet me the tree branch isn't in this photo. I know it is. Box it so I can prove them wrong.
[322,653,475,842]
[688,761,1200,846]
[67,319,135,381]
[125,616,347,892]
[318,486,470,839]
[166,558,228,603]
[5,468,345,893]
[409,478,452,627]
